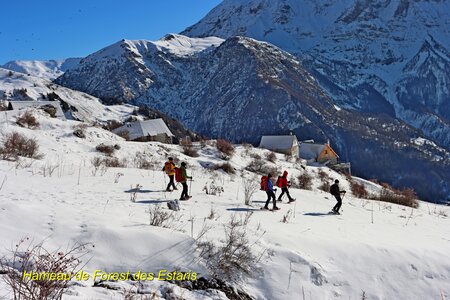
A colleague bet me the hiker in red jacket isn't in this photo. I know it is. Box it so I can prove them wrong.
[277,170,296,203]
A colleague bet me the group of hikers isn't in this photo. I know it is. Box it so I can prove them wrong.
[162,158,346,214]
[162,157,192,201]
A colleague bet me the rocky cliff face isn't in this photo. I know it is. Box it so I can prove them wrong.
[182,0,450,150]
[55,34,449,201]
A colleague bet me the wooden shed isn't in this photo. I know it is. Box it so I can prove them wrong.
[299,141,339,164]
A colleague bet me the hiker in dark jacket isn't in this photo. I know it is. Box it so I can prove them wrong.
[330,179,346,214]
[162,157,177,192]
[264,174,280,210]
[179,162,192,200]
[277,170,295,203]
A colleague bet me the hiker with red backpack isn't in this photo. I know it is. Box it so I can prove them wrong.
[261,173,280,210]
[276,170,296,203]
[176,162,192,200]
[162,157,177,192]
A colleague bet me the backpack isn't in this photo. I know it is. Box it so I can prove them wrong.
[260,176,269,191]
[164,162,173,175]
[276,176,283,188]
[175,167,183,182]
[330,184,339,196]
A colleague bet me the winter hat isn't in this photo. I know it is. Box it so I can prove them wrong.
[181,162,186,167]
[335,179,339,183]
[283,170,288,177]
[268,173,272,178]
[168,157,173,161]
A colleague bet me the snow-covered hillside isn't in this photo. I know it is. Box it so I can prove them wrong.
[0,111,449,299]
[0,68,135,123]
[54,34,450,202]
[183,0,450,150]
[2,58,81,80]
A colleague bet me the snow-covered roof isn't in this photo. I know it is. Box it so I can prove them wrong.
[8,100,66,120]
[299,143,326,160]
[259,135,298,150]
[113,118,173,140]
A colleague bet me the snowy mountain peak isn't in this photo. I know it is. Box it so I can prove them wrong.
[1,58,81,80]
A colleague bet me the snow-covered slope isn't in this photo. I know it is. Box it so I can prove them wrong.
[0,68,135,123]
[182,0,450,150]
[55,34,450,202]
[0,113,449,299]
[2,58,82,80]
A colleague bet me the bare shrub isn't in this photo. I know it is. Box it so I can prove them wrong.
[133,152,154,169]
[41,163,59,177]
[296,172,313,190]
[0,238,92,300]
[16,111,39,129]
[214,162,235,174]
[216,139,234,158]
[0,101,9,111]
[350,181,368,199]
[377,185,419,208]
[95,143,115,156]
[103,120,123,131]
[0,132,43,161]
[196,215,261,281]
[72,123,87,139]
[249,152,261,160]
[147,204,180,228]
[281,209,293,223]
[245,158,278,176]
[91,156,106,176]
[180,139,199,157]
[284,153,293,162]
[319,182,331,193]
[103,157,127,168]
[243,178,258,206]
[265,151,277,163]
[317,168,330,182]
[208,207,217,220]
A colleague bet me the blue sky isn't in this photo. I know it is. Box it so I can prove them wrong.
[0,0,221,64]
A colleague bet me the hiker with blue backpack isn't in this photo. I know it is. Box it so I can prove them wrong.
[261,173,280,210]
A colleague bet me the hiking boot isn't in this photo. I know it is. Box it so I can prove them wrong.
[277,198,282,202]
[166,188,172,192]
[173,187,178,190]
[261,206,269,210]
[288,199,296,203]
[273,207,281,210]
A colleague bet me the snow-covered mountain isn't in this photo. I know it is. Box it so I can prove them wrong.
[2,58,82,80]
[0,68,134,123]
[182,0,450,150]
[55,34,449,202]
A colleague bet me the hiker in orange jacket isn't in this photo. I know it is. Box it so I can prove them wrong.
[162,157,177,191]
[277,170,295,203]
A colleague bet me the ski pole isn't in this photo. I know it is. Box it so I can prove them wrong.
[189,178,193,197]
